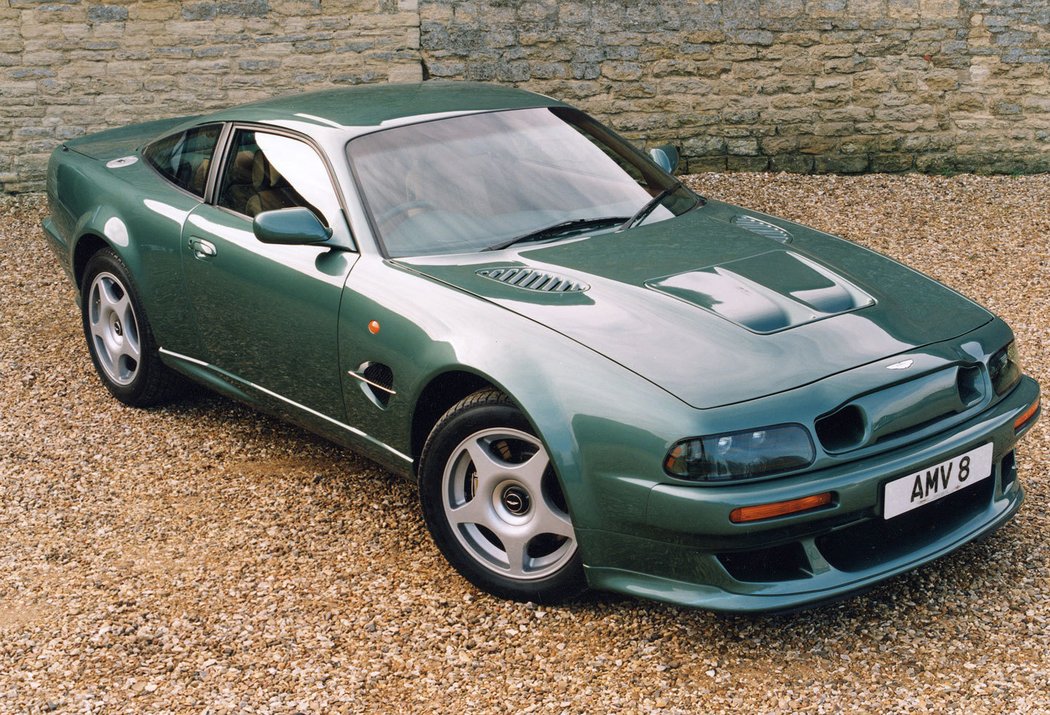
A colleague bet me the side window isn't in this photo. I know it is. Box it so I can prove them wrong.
[143,124,221,197]
[216,129,340,228]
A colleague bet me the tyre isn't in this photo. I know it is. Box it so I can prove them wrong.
[81,248,181,407]
[419,389,587,603]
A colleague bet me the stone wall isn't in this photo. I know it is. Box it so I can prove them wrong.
[420,0,1050,175]
[0,0,422,192]
[2,0,1048,192]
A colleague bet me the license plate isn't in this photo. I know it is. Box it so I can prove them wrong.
[883,443,994,520]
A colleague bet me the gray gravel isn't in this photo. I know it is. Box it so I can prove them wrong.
[1,173,1048,714]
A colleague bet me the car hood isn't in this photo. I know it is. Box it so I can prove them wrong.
[397,201,992,408]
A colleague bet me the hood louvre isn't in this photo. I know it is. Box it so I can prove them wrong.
[476,267,589,293]
[732,215,792,243]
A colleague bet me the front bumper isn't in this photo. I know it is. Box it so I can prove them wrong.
[580,376,1039,612]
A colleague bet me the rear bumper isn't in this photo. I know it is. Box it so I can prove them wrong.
[581,376,1039,612]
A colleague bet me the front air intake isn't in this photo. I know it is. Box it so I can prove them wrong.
[815,364,986,453]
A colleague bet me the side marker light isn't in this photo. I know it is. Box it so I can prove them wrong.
[1015,397,1040,432]
[368,320,380,335]
[730,492,833,524]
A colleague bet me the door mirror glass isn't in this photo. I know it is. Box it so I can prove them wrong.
[648,144,680,174]
[253,207,333,245]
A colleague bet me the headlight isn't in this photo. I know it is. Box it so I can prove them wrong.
[989,342,1022,396]
[664,424,815,482]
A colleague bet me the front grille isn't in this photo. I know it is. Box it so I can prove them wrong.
[815,364,985,453]
[476,267,588,293]
[717,542,811,582]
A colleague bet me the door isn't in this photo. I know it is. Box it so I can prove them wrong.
[180,127,357,420]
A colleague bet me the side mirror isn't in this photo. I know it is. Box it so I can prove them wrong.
[648,144,680,174]
[253,207,333,245]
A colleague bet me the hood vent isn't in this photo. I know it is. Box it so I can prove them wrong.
[647,251,874,334]
[732,215,792,244]
[476,267,589,293]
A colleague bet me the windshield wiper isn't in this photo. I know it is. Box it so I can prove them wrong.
[619,187,676,232]
[485,216,629,251]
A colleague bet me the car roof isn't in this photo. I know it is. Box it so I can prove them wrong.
[203,81,567,131]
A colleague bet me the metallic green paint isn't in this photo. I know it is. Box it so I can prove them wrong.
[42,82,1041,612]
[180,203,354,420]
[252,207,334,245]
[400,202,993,409]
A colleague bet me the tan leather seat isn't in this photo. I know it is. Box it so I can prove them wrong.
[245,151,302,217]
[219,150,257,215]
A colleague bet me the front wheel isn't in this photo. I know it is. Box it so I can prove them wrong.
[81,248,182,407]
[419,389,587,604]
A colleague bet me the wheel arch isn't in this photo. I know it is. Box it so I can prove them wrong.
[410,369,499,470]
[70,205,145,291]
[72,232,110,289]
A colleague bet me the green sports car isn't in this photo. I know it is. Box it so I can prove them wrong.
[43,82,1040,612]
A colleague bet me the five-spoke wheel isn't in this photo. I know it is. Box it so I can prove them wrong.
[443,426,576,580]
[420,389,586,603]
[81,248,181,407]
[87,270,142,386]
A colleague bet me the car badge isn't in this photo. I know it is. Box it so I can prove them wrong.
[887,359,914,370]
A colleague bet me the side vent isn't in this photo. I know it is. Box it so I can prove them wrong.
[732,215,792,244]
[476,267,589,293]
[351,362,395,408]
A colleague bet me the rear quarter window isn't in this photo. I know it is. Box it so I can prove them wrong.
[143,124,222,197]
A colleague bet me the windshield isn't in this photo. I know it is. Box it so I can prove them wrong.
[347,107,698,257]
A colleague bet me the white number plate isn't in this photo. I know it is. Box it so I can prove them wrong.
[883,443,994,520]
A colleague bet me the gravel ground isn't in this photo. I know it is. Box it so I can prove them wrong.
[1,173,1047,714]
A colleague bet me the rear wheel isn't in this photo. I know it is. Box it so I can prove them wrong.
[420,389,587,603]
[81,248,181,407]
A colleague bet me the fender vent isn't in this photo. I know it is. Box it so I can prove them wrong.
[732,215,791,244]
[352,362,394,408]
[476,267,589,293]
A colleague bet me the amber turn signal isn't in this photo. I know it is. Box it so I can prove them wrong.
[1014,397,1040,432]
[730,492,833,524]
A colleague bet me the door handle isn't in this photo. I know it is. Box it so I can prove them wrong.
[188,237,217,259]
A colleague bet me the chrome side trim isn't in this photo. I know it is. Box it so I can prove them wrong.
[158,348,412,464]
[347,370,397,395]
[160,348,209,368]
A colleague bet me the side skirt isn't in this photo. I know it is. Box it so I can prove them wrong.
[158,347,415,476]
